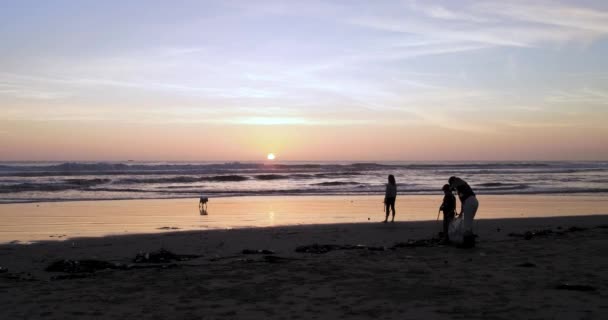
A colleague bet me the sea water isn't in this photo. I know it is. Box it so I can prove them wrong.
[1,161,607,203]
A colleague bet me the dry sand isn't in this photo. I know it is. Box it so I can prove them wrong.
[1,215,607,319]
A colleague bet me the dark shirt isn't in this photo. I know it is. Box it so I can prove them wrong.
[441,193,456,215]
[451,177,476,203]
[450,177,476,213]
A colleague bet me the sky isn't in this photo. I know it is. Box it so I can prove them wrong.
[1,0,608,161]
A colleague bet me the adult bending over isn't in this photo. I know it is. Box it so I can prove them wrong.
[448,176,479,246]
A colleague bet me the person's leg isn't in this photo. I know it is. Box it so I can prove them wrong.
[390,202,395,222]
[462,197,479,248]
[448,213,455,241]
[384,203,389,222]
[462,197,479,234]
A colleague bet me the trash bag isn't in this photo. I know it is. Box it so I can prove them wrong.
[448,217,465,245]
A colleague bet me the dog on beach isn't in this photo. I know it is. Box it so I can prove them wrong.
[199,196,209,215]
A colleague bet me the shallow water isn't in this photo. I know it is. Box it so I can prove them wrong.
[1,194,608,243]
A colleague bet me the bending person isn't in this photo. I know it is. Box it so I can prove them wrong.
[448,176,479,247]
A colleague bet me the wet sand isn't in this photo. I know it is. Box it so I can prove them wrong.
[1,215,607,319]
[2,194,608,243]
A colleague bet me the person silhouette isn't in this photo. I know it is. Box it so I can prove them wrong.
[439,184,456,242]
[383,175,397,223]
[448,176,478,247]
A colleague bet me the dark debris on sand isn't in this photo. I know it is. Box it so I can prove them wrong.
[237,256,300,264]
[157,226,180,230]
[508,226,589,240]
[392,238,443,248]
[46,259,119,273]
[262,256,299,263]
[133,249,201,263]
[51,273,95,281]
[2,272,37,282]
[295,238,450,254]
[295,244,385,254]
[517,262,536,268]
[44,249,201,280]
[555,283,597,292]
[242,249,275,255]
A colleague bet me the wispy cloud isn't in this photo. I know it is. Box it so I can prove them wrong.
[545,87,608,105]
[222,117,370,126]
[474,2,608,33]
[409,2,492,23]
[350,1,608,49]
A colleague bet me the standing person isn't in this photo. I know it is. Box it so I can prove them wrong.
[383,175,397,223]
[439,184,456,242]
[448,176,479,247]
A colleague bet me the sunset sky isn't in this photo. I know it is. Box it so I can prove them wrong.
[1,0,608,161]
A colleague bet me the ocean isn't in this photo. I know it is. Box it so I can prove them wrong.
[1,161,607,203]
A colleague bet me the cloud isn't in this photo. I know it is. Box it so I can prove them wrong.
[0,87,70,100]
[474,2,608,33]
[408,2,492,23]
[545,88,608,105]
[349,1,608,48]
[222,117,369,126]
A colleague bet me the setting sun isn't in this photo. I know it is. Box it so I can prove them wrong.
[267,153,276,160]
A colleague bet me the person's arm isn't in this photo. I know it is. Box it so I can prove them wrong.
[447,195,458,216]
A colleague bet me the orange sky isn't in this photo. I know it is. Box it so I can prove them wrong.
[2,119,607,161]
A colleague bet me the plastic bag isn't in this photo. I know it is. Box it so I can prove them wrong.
[448,217,464,245]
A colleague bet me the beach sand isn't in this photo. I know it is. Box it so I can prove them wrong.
[1,215,607,319]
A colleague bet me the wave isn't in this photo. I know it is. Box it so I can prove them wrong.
[0,178,111,193]
[255,174,290,180]
[475,182,529,189]
[449,168,607,175]
[477,182,505,187]
[313,181,362,186]
[63,178,111,186]
[480,184,529,191]
[208,175,250,182]
[116,176,203,184]
[115,175,250,184]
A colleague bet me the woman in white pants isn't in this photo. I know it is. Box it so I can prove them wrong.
[449,176,479,247]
